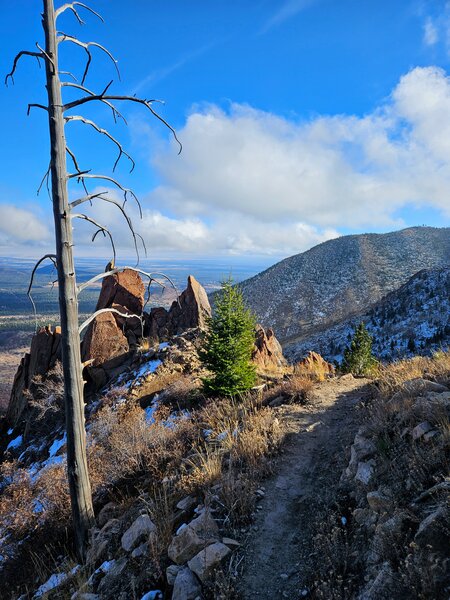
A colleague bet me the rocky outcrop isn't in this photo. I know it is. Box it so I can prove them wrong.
[148,275,211,342]
[7,325,61,426]
[297,351,335,376]
[252,325,287,373]
[82,268,145,378]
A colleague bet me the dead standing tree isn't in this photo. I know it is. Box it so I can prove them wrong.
[6,0,181,560]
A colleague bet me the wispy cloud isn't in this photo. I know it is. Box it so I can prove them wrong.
[423,16,439,46]
[132,43,215,94]
[260,0,317,34]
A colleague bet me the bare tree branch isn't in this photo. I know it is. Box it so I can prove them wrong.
[77,267,179,299]
[5,50,43,85]
[37,162,51,197]
[59,70,78,82]
[27,103,49,115]
[27,254,58,328]
[66,115,135,172]
[63,93,182,153]
[69,191,109,208]
[79,307,141,334]
[61,81,125,123]
[68,192,144,260]
[56,2,104,23]
[67,172,142,217]
[57,32,120,85]
[71,212,116,263]
[66,146,89,195]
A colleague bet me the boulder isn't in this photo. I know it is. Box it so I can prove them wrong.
[187,542,231,583]
[166,564,182,586]
[172,567,202,600]
[344,433,377,479]
[168,511,219,565]
[148,275,211,342]
[97,557,128,597]
[414,506,449,553]
[412,421,434,441]
[7,325,61,426]
[252,325,287,372]
[297,351,335,377]
[357,562,395,600]
[121,514,157,553]
[81,267,146,387]
[367,491,392,513]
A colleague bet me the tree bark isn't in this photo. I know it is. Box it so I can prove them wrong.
[42,0,95,560]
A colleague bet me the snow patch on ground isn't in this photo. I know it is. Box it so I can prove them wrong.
[6,435,23,451]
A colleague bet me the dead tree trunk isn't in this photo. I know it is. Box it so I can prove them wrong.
[42,0,94,559]
[6,0,181,562]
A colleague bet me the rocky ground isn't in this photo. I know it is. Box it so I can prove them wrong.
[239,375,373,598]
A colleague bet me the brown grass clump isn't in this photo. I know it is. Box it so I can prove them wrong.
[377,350,450,397]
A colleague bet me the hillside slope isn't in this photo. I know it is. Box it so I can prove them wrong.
[239,227,450,342]
[285,267,450,363]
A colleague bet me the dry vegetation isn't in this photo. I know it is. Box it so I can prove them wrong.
[308,350,450,600]
[0,369,313,598]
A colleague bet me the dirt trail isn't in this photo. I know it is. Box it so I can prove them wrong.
[239,375,373,599]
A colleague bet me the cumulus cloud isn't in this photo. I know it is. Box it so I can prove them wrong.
[145,65,450,255]
[0,204,51,246]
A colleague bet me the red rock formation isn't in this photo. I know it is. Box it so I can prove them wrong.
[81,268,145,387]
[298,351,335,376]
[7,325,61,426]
[252,325,287,372]
[148,275,211,341]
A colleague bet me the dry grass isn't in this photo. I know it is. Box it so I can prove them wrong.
[377,350,450,397]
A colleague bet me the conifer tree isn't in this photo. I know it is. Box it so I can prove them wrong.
[341,322,377,376]
[199,280,257,397]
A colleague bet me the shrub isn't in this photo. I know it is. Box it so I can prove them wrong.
[199,280,257,397]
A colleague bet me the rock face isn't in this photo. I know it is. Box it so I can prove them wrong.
[148,275,211,342]
[252,325,287,372]
[81,268,148,388]
[7,325,61,426]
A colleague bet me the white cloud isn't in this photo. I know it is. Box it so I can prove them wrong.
[260,0,317,34]
[146,66,450,248]
[423,17,439,46]
[0,204,51,246]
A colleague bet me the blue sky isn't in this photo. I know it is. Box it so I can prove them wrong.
[0,0,449,260]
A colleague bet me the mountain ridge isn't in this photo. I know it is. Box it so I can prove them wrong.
[239,226,450,343]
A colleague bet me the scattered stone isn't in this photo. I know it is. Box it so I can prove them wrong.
[222,537,240,549]
[97,557,128,596]
[166,564,182,586]
[97,502,120,529]
[367,491,392,513]
[187,542,231,583]
[357,562,394,600]
[414,506,449,553]
[177,495,197,513]
[172,567,202,600]
[131,542,149,559]
[355,460,375,485]
[412,421,434,441]
[121,514,156,552]
[168,511,219,564]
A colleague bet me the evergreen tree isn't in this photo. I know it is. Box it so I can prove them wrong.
[341,322,377,376]
[199,279,257,397]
